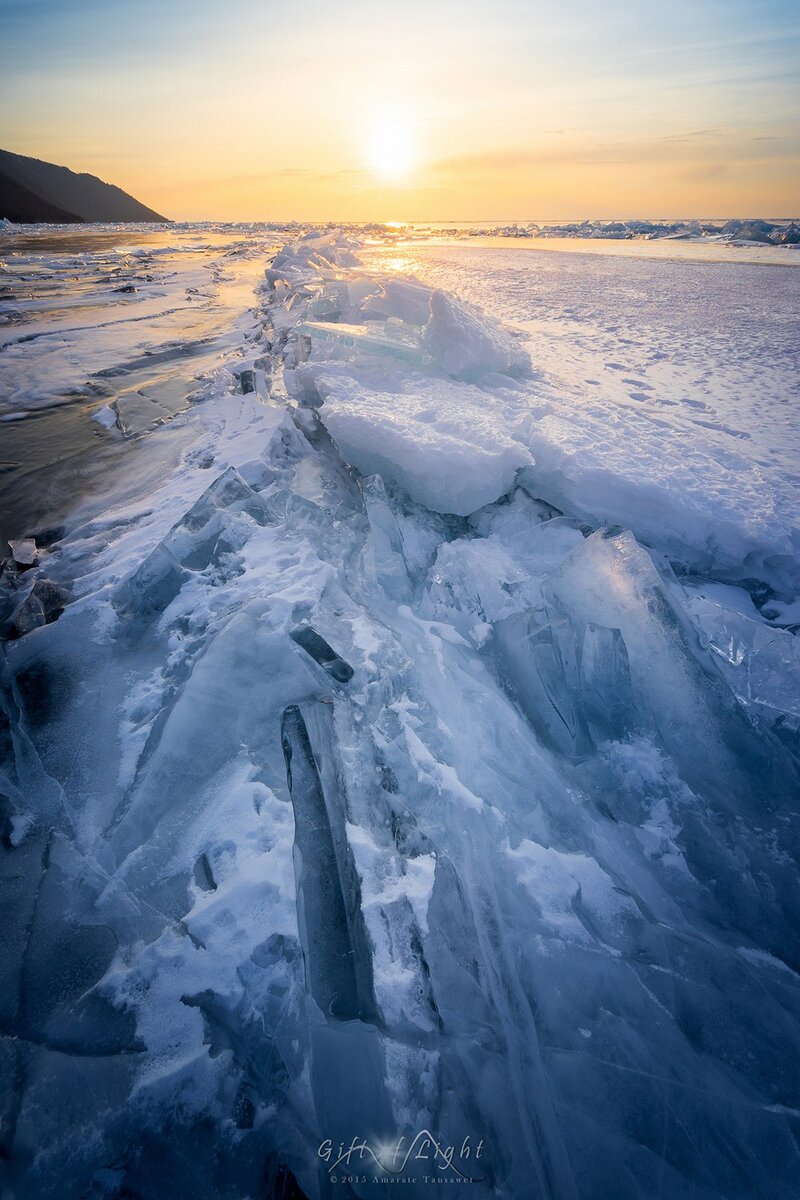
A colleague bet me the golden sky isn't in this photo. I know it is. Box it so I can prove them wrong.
[2,0,799,221]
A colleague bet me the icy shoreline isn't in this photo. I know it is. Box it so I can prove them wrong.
[1,231,798,1199]
[3,214,799,244]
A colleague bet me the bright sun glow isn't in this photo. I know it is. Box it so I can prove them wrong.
[366,115,415,181]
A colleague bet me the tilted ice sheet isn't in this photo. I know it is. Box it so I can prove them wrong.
[313,371,531,516]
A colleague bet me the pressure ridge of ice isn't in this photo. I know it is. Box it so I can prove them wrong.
[1,230,799,1200]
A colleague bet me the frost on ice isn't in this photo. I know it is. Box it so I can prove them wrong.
[1,230,799,1200]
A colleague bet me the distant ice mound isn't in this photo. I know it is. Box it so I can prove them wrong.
[432,216,800,245]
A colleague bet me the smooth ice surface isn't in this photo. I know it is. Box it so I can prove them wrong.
[1,225,798,1200]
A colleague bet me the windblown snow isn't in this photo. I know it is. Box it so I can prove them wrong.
[1,227,799,1200]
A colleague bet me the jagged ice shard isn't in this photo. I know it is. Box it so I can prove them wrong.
[1,230,798,1200]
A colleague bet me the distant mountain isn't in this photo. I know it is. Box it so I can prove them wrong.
[0,149,169,223]
[0,169,83,223]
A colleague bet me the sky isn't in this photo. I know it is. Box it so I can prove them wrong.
[1,0,798,221]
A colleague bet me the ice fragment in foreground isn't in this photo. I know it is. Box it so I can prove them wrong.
[290,626,354,683]
[8,538,37,566]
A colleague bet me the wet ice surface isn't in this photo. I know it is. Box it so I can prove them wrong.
[1,229,799,1200]
[0,227,283,546]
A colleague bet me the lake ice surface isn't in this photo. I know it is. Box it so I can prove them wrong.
[1,226,798,1200]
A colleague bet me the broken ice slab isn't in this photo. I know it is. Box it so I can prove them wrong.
[302,279,370,322]
[494,604,639,759]
[116,541,186,619]
[494,609,596,758]
[579,622,636,744]
[546,529,794,804]
[305,294,341,321]
[296,319,428,366]
[92,404,119,431]
[358,277,434,326]
[281,704,375,1021]
[236,368,256,394]
[308,1022,396,1177]
[8,538,37,567]
[315,372,531,516]
[231,362,271,398]
[290,626,354,683]
[112,394,168,438]
[421,288,531,381]
[193,852,217,893]
[427,536,530,627]
[3,577,68,639]
[110,376,198,436]
[680,584,800,731]
[179,466,272,531]
[359,473,411,600]
[105,611,334,878]
[257,487,325,533]
[116,468,272,617]
[236,459,278,492]
[0,833,143,1058]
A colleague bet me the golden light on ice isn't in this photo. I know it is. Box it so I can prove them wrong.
[367,115,415,180]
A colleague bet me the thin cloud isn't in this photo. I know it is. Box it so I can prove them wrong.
[431,130,795,175]
[680,163,730,182]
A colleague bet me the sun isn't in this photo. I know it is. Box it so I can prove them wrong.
[367,115,415,181]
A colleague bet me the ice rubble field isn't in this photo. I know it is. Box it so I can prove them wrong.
[1,230,800,1200]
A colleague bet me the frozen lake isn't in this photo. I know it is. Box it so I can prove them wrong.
[1,226,798,1200]
[366,238,800,453]
[364,240,800,588]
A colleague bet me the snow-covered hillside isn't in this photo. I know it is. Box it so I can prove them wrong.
[1,230,798,1200]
